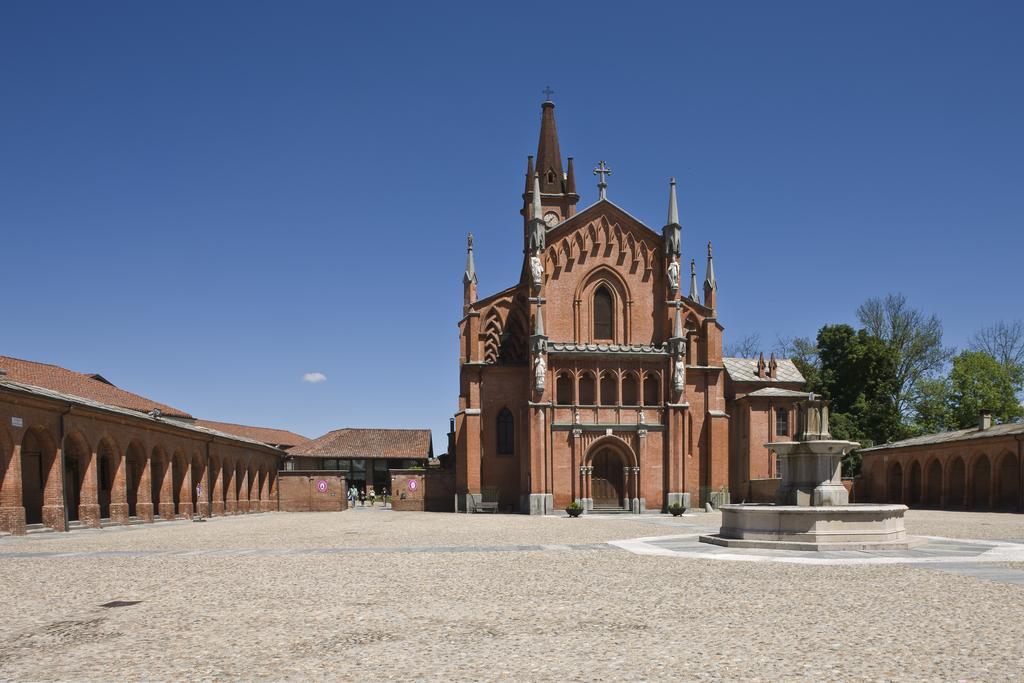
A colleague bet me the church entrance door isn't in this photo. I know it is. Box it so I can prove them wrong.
[591,448,624,508]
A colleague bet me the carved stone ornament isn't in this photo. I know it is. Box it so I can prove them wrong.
[663,224,680,258]
[574,408,581,425]
[534,353,546,393]
[667,258,680,294]
[530,255,543,289]
[529,219,546,254]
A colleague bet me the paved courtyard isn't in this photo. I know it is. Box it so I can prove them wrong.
[1,508,1022,681]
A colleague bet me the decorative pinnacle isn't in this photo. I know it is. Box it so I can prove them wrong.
[463,232,477,285]
[593,160,612,200]
[705,241,716,290]
[542,85,555,102]
[667,177,679,226]
[689,258,698,300]
[673,302,683,338]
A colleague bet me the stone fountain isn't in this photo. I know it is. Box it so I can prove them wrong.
[699,395,919,550]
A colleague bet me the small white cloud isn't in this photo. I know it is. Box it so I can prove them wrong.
[302,372,327,384]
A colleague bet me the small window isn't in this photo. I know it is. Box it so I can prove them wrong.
[497,408,515,455]
[556,374,573,405]
[776,407,789,436]
[593,286,613,340]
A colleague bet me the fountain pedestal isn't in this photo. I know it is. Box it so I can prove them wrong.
[699,396,920,551]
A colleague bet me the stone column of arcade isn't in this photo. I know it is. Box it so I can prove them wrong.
[699,395,920,551]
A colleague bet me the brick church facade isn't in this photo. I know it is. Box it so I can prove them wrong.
[453,99,806,513]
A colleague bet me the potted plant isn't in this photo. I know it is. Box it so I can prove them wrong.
[668,503,685,517]
[566,501,583,518]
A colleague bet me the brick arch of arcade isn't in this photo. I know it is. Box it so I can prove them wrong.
[872,445,1022,512]
[0,388,282,535]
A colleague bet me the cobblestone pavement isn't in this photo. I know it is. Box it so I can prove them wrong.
[1,509,1022,681]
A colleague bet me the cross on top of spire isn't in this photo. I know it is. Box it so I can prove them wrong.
[542,85,555,101]
[593,160,612,200]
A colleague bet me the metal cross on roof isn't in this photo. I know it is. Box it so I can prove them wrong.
[593,160,612,200]
[542,85,555,101]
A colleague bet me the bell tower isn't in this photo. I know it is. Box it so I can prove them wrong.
[520,93,579,229]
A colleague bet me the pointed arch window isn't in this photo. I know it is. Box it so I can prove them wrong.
[593,285,613,340]
[556,374,573,405]
[497,408,515,456]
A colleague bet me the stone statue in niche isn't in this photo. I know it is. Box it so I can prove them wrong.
[530,256,543,289]
[534,353,546,393]
[673,356,685,393]
[573,408,581,425]
[667,257,680,295]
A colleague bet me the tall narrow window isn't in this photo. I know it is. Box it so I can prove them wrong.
[775,407,789,437]
[593,286,613,340]
[497,408,515,455]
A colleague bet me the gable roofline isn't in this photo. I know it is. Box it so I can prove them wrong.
[546,198,660,244]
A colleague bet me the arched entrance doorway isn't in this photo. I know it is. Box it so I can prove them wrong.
[591,448,625,508]
[125,441,147,519]
[21,428,57,526]
[97,438,119,520]
[583,437,638,512]
[887,461,903,504]
[906,460,922,506]
[971,455,991,509]
[948,457,966,508]
[151,447,167,517]
[925,459,942,507]
[997,453,1020,511]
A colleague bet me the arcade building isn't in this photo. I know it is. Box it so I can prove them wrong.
[453,98,806,514]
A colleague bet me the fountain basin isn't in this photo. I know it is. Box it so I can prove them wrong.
[698,503,922,551]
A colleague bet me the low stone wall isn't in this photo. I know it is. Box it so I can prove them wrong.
[278,472,348,512]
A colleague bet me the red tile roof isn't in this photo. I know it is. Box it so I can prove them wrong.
[288,428,433,459]
[0,355,192,419]
[195,419,309,449]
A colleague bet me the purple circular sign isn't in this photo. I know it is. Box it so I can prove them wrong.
[316,479,328,493]
[407,479,418,492]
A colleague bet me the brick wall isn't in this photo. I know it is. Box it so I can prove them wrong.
[277,472,347,512]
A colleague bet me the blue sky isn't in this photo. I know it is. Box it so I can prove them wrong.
[2,1,1022,445]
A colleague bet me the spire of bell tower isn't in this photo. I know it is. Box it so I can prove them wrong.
[536,101,564,195]
[522,94,579,223]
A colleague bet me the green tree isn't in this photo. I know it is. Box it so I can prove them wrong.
[969,320,1024,390]
[856,293,952,416]
[947,351,1023,428]
[910,377,953,434]
[813,325,902,474]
